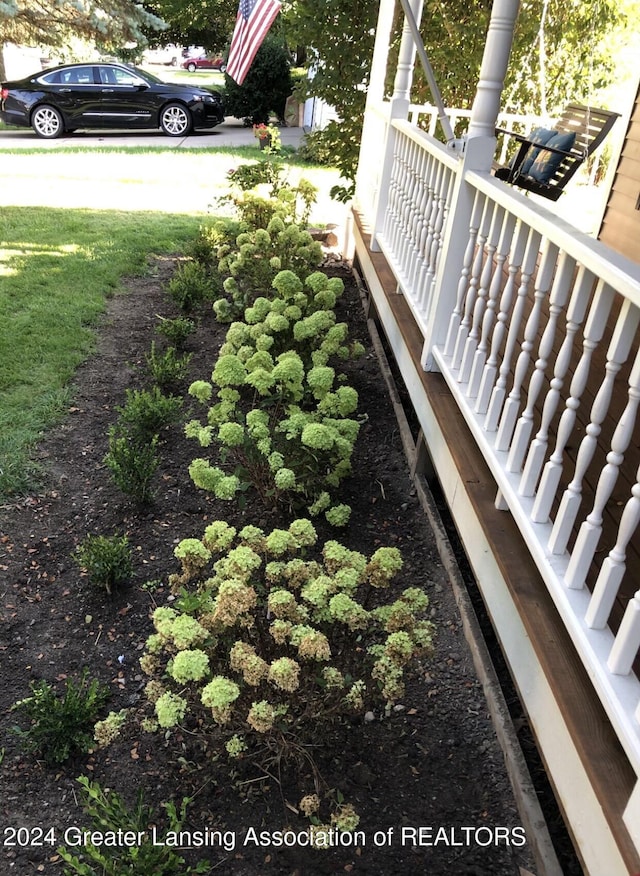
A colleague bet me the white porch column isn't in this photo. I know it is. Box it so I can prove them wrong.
[354,0,396,212]
[421,0,521,369]
[468,0,522,164]
[370,0,424,251]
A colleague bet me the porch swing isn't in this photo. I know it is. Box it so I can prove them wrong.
[494,103,619,201]
[493,0,619,201]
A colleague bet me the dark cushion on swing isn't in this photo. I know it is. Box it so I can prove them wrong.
[513,127,556,174]
[528,131,576,182]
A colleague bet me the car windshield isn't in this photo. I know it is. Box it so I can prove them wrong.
[127,66,162,84]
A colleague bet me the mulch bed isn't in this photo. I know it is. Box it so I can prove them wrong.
[0,255,534,875]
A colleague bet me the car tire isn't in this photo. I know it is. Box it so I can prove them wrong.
[220,64,227,73]
[187,62,197,73]
[31,104,64,139]
[160,103,193,137]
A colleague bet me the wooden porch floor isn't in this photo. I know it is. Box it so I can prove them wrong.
[351,208,640,875]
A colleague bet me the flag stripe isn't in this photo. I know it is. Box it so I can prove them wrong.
[226,0,281,85]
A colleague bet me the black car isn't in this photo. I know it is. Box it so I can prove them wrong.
[0,62,225,139]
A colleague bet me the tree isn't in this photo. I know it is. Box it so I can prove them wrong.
[285,0,378,198]
[409,0,625,115]
[223,35,292,125]
[140,0,237,53]
[0,0,166,79]
[285,0,629,196]
[0,0,166,50]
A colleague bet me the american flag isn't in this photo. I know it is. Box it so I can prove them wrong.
[226,0,282,86]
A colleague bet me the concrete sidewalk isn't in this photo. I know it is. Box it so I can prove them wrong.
[0,117,306,149]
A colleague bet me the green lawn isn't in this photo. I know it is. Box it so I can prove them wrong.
[0,138,342,499]
[0,146,338,219]
[0,207,203,498]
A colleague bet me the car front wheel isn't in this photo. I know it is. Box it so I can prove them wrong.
[220,64,227,73]
[32,105,64,139]
[187,62,197,73]
[160,103,193,137]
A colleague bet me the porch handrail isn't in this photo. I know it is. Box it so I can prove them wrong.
[356,114,640,790]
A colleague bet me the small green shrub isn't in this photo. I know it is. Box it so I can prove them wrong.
[221,167,318,233]
[73,533,132,594]
[155,316,195,350]
[116,386,182,443]
[227,157,286,193]
[167,260,216,312]
[297,129,338,167]
[145,342,192,389]
[58,776,209,875]
[12,672,110,765]
[104,424,159,504]
[186,221,244,267]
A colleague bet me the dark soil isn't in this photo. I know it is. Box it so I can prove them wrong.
[0,256,535,875]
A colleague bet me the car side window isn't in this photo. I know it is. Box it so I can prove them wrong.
[61,66,95,85]
[40,71,62,85]
[99,67,117,85]
[110,68,141,86]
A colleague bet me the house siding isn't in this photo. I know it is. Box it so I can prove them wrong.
[599,86,640,258]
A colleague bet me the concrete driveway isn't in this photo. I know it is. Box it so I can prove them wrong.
[0,117,305,150]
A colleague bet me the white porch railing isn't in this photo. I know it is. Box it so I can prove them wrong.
[356,112,640,849]
[358,103,603,222]
[408,103,547,165]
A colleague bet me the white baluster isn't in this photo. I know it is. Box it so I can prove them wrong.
[586,474,640,629]
[392,136,413,259]
[400,142,421,278]
[452,199,492,370]
[383,133,405,245]
[549,295,638,557]
[388,134,409,252]
[425,168,455,312]
[414,154,439,296]
[509,251,575,478]
[468,210,517,400]
[444,191,484,357]
[475,218,528,415]
[607,591,640,676]
[459,204,505,386]
[398,140,420,272]
[408,149,430,288]
[533,280,614,524]
[565,316,640,588]
[485,227,541,432]
[418,162,445,308]
[522,266,595,500]
[496,240,559,453]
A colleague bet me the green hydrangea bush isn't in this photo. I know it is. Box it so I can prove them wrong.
[183,265,366,522]
[212,219,323,322]
[219,269,365,367]
[185,347,360,522]
[136,519,434,792]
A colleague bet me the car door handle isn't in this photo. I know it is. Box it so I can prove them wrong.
[101,88,115,93]
[59,88,71,92]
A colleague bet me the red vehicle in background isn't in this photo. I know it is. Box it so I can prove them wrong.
[182,55,227,73]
